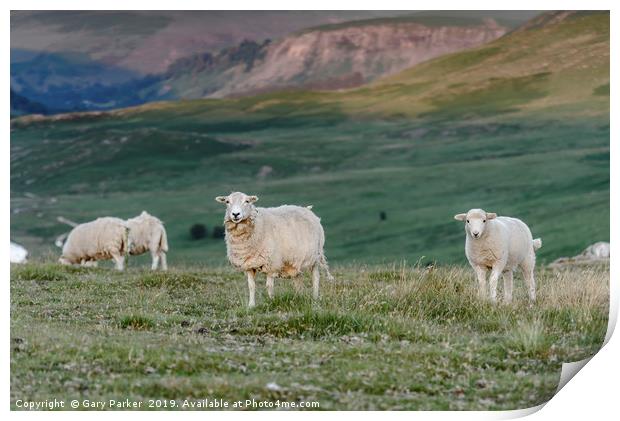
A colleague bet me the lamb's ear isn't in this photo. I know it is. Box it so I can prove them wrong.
[215,196,228,203]
[486,212,497,220]
[454,213,467,221]
[248,195,259,203]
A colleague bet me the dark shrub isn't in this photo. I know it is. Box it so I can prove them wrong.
[190,224,208,240]
[380,211,387,221]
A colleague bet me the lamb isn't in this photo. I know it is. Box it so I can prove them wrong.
[59,217,129,270]
[126,211,169,270]
[454,209,542,303]
[215,192,333,307]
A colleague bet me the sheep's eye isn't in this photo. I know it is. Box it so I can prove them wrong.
[466,220,469,223]
[483,220,486,223]
[225,200,230,204]
[245,200,250,203]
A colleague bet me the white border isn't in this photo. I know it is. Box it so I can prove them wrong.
[4,1,616,419]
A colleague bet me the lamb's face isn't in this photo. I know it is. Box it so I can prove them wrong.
[454,209,497,240]
[215,192,258,224]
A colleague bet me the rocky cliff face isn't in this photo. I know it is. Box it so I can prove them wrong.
[161,18,508,98]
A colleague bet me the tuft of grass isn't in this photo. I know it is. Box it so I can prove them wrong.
[138,271,207,288]
[11,263,69,282]
[118,314,155,330]
[506,318,551,358]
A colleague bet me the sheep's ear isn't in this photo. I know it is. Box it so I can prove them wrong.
[486,212,497,220]
[454,213,467,221]
[248,195,258,203]
[215,196,228,203]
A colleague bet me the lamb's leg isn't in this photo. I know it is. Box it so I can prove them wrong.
[112,253,125,271]
[247,270,257,308]
[503,270,514,304]
[473,265,487,299]
[521,258,537,303]
[488,265,504,303]
[312,265,320,300]
[159,252,168,271]
[151,250,160,271]
[266,275,275,299]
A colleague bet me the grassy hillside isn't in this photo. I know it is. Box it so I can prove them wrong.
[322,11,609,119]
[11,263,609,410]
[10,11,609,267]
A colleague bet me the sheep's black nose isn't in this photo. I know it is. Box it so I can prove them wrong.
[232,212,240,218]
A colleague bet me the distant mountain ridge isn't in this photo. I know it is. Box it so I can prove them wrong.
[10,89,48,116]
[156,15,509,99]
[10,11,540,114]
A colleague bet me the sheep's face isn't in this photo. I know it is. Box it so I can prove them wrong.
[454,209,497,240]
[215,192,258,224]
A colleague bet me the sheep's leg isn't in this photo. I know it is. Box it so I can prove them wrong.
[503,271,514,304]
[488,265,504,303]
[312,265,320,299]
[112,253,125,271]
[159,252,168,271]
[521,259,537,303]
[473,265,487,299]
[266,275,275,299]
[151,250,160,270]
[247,270,257,308]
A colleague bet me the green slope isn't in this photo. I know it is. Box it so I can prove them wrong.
[10,11,609,267]
[336,11,609,119]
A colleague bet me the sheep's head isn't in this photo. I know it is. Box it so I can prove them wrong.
[215,192,258,224]
[454,208,497,239]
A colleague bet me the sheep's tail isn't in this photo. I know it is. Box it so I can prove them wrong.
[319,253,334,282]
[533,238,542,251]
[159,227,169,252]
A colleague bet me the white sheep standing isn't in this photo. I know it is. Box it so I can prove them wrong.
[126,211,169,270]
[59,217,129,270]
[215,192,333,307]
[454,209,541,303]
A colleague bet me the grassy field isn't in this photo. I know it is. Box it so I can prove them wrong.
[10,114,609,266]
[10,262,608,410]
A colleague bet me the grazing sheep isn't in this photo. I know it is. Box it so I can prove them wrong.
[10,242,28,264]
[550,241,610,268]
[215,192,333,307]
[126,211,169,270]
[59,217,129,270]
[581,241,610,259]
[454,209,541,303]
